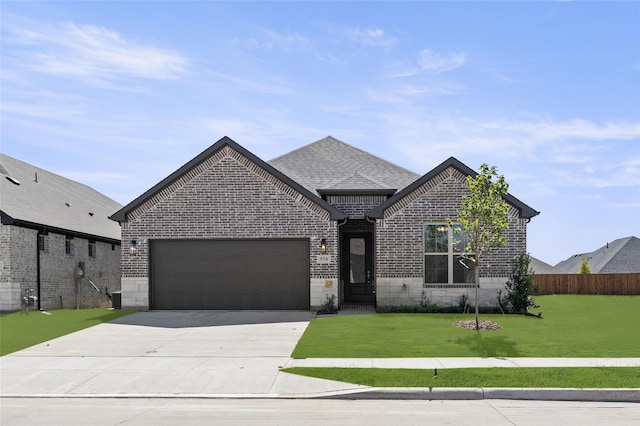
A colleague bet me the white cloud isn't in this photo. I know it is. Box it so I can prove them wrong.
[375,111,640,187]
[207,71,296,95]
[234,28,309,51]
[418,48,466,73]
[348,27,396,49]
[7,20,188,85]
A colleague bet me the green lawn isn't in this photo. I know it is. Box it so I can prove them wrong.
[292,295,640,358]
[283,367,640,388]
[0,308,136,356]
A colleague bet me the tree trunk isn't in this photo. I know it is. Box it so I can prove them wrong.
[475,260,480,330]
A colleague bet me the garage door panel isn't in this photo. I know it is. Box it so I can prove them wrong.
[150,239,310,310]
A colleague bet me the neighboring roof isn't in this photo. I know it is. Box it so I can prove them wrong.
[369,156,540,220]
[268,136,420,195]
[555,236,640,274]
[530,257,559,274]
[110,136,346,222]
[0,154,121,242]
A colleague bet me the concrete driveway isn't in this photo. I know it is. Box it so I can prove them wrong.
[0,310,363,397]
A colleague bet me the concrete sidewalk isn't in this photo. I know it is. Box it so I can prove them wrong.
[1,311,638,402]
[286,357,640,369]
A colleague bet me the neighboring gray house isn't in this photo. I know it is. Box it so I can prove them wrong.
[555,236,640,274]
[0,154,122,311]
[530,257,559,275]
[110,136,539,311]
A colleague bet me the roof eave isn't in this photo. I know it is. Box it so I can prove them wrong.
[368,157,540,220]
[317,188,397,197]
[110,136,346,223]
[4,217,120,244]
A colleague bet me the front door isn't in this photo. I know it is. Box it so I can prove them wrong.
[343,233,375,303]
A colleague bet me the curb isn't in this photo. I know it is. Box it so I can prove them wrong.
[3,388,639,402]
[319,387,640,402]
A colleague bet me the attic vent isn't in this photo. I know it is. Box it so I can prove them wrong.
[5,176,20,185]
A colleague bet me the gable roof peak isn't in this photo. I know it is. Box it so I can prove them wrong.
[110,136,346,222]
[368,156,539,220]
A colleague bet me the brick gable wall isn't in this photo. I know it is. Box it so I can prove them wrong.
[375,166,527,306]
[120,146,338,309]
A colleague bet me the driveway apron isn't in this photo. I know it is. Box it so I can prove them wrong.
[0,311,358,397]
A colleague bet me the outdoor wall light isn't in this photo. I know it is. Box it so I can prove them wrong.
[130,240,138,254]
[320,238,327,254]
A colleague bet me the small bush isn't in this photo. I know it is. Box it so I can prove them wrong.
[320,294,337,313]
[377,304,438,314]
[578,256,593,274]
[376,304,500,314]
[500,253,539,314]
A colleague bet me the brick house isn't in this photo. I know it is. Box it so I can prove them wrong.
[0,154,122,312]
[110,136,538,311]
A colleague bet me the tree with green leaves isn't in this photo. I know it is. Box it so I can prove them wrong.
[578,256,593,274]
[502,252,539,314]
[451,164,510,330]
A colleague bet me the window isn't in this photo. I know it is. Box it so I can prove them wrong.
[65,236,74,255]
[424,224,475,284]
[38,234,48,252]
[88,240,96,258]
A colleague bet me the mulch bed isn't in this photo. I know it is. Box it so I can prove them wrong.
[454,320,502,330]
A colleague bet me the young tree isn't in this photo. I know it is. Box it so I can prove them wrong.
[502,253,538,314]
[451,164,510,330]
[578,256,593,274]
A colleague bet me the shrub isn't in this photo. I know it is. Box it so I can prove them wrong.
[501,253,540,314]
[578,256,593,274]
[320,294,337,313]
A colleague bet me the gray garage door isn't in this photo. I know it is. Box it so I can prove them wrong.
[150,239,310,310]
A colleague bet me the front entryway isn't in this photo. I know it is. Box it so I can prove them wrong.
[341,221,375,304]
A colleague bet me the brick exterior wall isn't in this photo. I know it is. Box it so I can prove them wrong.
[375,166,527,307]
[0,223,121,312]
[119,145,339,310]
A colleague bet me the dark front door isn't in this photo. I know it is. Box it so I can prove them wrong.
[343,233,375,303]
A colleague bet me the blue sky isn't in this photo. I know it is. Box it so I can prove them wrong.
[2,1,639,266]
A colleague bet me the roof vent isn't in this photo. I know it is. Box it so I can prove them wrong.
[65,202,71,207]
[5,176,20,185]
[88,212,94,216]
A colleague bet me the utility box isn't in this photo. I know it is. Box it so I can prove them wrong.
[112,291,122,309]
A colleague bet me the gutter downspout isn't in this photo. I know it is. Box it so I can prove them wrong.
[336,218,348,309]
[36,230,43,311]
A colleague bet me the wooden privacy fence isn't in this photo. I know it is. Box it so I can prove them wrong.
[533,274,640,295]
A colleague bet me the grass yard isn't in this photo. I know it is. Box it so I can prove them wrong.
[0,308,136,356]
[283,367,640,388]
[292,295,640,358]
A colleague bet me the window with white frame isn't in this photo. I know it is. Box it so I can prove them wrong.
[424,224,475,284]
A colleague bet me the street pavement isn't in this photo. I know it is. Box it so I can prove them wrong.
[3,398,640,426]
[1,310,639,402]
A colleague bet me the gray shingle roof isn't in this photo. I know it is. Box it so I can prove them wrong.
[529,257,559,274]
[1,154,121,241]
[554,236,640,273]
[268,136,420,195]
